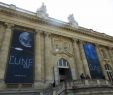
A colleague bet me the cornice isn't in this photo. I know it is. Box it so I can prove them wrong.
[0,3,113,42]
[0,7,46,25]
[77,27,113,42]
[52,50,73,57]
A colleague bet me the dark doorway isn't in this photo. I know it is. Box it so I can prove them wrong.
[59,68,72,82]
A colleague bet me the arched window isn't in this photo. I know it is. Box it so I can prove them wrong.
[105,64,113,82]
[57,58,69,68]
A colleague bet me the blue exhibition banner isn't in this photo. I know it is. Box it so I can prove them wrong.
[5,29,34,83]
[83,43,104,79]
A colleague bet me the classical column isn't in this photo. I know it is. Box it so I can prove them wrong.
[35,30,42,82]
[0,24,5,49]
[44,32,53,83]
[95,44,107,79]
[79,41,91,77]
[0,23,13,80]
[108,48,113,68]
[72,39,84,79]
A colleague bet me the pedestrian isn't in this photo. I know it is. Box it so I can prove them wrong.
[80,73,85,79]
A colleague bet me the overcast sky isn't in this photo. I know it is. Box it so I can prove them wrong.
[0,0,113,36]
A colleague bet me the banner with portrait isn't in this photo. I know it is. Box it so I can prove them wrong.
[83,43,104,79]
[5,29,34,83]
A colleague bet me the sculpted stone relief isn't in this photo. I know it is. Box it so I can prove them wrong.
[52,37,73,56]
[100,47,113,68]
[100,49,107,59]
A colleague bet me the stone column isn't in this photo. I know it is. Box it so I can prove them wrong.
[0,23,13,83]
[54,66,59,85]
[44,32,53,83]
[79,41,91,77]
[0,24,5,49]
[108,48,113,68]
[95,44,107,79]
[72,39,84,79]
[34,30,46,88]
[35,30,42,81]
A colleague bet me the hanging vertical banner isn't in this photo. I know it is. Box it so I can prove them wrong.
[5,29,34,83]
[83,43,103,79]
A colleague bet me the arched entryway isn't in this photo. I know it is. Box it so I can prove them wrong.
[105,64,113,82]
[54,58,72,85]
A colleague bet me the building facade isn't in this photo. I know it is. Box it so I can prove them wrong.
[0,2,113,95]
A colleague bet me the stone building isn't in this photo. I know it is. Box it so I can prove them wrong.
[0,2,113,95]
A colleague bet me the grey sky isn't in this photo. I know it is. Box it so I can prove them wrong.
[0,0,113,36]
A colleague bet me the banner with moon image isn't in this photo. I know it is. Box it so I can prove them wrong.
[5,29,34,83]
[83,43,104,79]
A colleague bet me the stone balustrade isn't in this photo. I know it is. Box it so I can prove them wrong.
[52,79,113,95]
[72,79,112,88]
[0,80,112,95]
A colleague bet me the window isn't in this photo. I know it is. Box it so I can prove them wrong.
[105,64,113,82]
[57,58,69,68]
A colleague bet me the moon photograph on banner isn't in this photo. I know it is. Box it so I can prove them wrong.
[5,29,34,83]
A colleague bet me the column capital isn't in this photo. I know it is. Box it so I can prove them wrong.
[4,22,14,29]
[72,38,79,43]
[0,23,3,27]
[35,29,43,35]
[79,40,85,45]
[72,38,84,44]
[44,32,51,37]
[108,47,113,50]
[95,43,100,47]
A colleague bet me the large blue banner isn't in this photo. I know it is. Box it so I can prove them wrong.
[83,43,104,79]
[5,29,34,83]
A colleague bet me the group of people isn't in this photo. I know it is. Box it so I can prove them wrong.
[80,73,90,80]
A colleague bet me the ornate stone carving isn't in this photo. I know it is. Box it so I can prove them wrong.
[68,14,78,28]
[36,3,48,19]
[52,38,73,56]
[4,23,14,30]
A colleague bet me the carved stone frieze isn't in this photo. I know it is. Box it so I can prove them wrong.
[52,37,73,57]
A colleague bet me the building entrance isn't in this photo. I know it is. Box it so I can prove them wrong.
[59,68,72,82]
[54,58,72,85]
